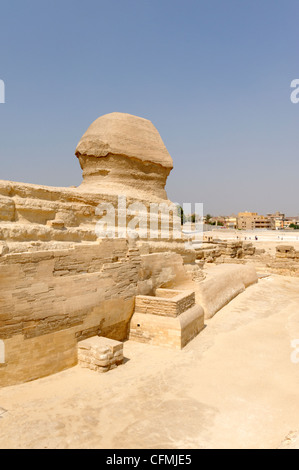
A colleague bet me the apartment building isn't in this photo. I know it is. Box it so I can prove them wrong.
[267,212,285,230]
[237,212,273,230]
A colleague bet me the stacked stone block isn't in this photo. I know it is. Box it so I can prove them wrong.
[78,336,123,373]
[129,288,204,349]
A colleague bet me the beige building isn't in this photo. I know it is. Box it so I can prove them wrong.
[225,215,237,229]
[237,212,273,230]
[267,212,285,230]
[284,217,299,228]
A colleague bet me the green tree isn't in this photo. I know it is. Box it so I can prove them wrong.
[205,214,212,224]
[177,206,186,225]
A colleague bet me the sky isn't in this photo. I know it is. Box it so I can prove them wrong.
[0,0,299,216]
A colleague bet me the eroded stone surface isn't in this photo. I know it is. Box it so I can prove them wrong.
[78,336,124,373]
[75,112,173,168]
[129,288,204,349]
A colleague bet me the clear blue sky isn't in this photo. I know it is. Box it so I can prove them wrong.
[0,0,299,215]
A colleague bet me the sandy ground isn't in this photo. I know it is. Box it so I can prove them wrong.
[0,274,299,449]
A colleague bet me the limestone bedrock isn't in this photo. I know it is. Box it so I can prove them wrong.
[0,112,189,255]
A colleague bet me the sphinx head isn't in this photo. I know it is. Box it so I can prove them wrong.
[75,112,173,200]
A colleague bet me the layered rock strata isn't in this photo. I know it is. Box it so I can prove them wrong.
[129,288,204,349]
[0,113,193,260]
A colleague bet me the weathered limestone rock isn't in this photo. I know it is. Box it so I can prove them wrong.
[0,238,191,387]
[260,245,299,276]
[194,240,256,264]
[195,264,258,319]
[129,288,204,349]
[78,336,124,373]
[0,112,196,387]
[0,195,15,221]
[194,237,299,277]
[183,263,206,282]
[276,245,295,253]
[0,113,192,258]
[75,112,173,200]
[76,112,173,167]
[47,219,65,230]
[142,240,196,263]
[0,242,8,256]
[276,245,298,259]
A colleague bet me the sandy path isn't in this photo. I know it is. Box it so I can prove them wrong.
[0,274,299,449]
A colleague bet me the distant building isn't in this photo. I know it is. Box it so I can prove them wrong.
[209,216,226,226]
[267,212,285,230]
[237,212,273,230]
[224,215,237,229]
[284,217,299,228]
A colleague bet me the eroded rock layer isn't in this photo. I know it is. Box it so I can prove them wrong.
[0,113,191,258]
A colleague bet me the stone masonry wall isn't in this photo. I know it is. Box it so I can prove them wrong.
[0,239,189,387]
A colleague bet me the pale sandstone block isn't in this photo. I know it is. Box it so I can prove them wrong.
[129,289,204,349]
[77,336,124,373]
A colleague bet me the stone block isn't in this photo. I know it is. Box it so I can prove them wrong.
[129,304,204,349]
[129,288,204,349]
[77,336,124,373]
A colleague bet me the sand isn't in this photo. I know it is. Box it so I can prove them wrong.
[0,273,299,449]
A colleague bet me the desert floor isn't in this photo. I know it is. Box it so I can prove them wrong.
[0,273,299,449]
